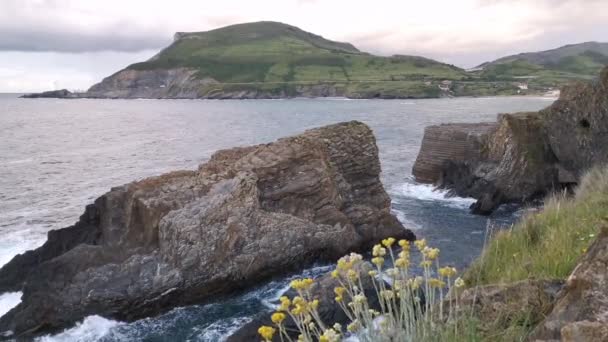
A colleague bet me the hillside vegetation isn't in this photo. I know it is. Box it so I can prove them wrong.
[476,42,608,86]
[465,166,608,286]
[84,22,607,99]
[130,21,465,84]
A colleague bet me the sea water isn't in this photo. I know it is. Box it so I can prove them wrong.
[0,95,556,341]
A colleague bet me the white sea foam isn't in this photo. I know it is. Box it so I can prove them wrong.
[0,292,21,318]
[391,182,476,209]
[200,316,252,341]
[390,208,422,230]
[36,315,122,342]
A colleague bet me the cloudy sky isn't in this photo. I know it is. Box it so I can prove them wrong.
[1,0,607,92]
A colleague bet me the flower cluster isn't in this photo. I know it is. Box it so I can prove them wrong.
[259,237,467,342]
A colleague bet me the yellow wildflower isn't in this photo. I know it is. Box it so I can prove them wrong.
[382,237,396,248]
[398,239,410,248]
[429,278,446,288]
[372,244,387,257]
[368,270,378,277]
[409,276,423,290]
[291,304,305,315]
[258,326,276,341]
[278,296,291,311]
[422,246,440,260]
[414,239,427,251]
[337,257,351,270]
[353,294,366,304]
[310,299,319,309]
[271,312,286,325]
[395,257,409,268]
[334,287,346,297]
[347,269,358,281]
[331,269,339,278]
[320,329,340,342]
[455,277,465,288]
[292,296,306,308]
[438,266,457,278]
[420,260,432,268]
[290,278,314,291]
[386,267,398,277]
[380,290,394,300]
[372,257,385,266]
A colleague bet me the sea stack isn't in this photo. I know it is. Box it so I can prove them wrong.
[412,66,608,214]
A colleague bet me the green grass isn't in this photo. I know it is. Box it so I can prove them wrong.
[465,166,608,286]
[129,22,466,84]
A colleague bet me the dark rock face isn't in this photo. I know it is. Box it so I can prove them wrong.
[0,121,414,339]
[530,226,608,341]
[20,89,77,99]
[412,66,608,214]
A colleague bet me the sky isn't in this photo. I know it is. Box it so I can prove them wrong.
[1,0,607,92]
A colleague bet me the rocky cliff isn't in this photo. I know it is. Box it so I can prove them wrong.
[412,66,608,214]
[0,121,414,339]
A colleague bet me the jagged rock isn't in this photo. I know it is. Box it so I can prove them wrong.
[456,279,564,334]
[0,121,414,339]
[529,226,608,341]
[412,66,608,214]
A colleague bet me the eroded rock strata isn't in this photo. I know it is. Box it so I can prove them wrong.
[0,121,414,338]
[413,66,608,214]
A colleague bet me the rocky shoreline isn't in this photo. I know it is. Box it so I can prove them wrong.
[0,121,414,339]
[413,66,608,214]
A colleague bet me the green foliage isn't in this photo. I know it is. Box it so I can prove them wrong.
[128,21,465,85]
[465,166,608,286]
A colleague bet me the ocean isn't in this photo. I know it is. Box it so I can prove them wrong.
[0,95,555,341]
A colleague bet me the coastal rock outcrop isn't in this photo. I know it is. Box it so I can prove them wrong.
[20,89,78,99]
[530,226,608,341]
[0,121,414,338]
[412,66,608,214]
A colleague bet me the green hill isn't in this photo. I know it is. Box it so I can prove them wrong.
[129,21,465,84]
[84,23,607,99]
[476,42,608,85]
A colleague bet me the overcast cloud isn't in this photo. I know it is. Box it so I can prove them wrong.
[1,0,607,92]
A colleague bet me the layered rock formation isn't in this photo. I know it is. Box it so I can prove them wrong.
[0,121,413,338]
[413,66,608,214]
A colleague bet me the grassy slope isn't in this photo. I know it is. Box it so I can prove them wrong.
[476,42,608,86]
[449,167,608,341]
[465,166,608,285]
[129,21,466,87]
